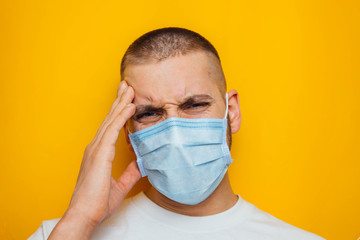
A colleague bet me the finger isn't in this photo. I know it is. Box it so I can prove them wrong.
[92,82,133,146]
[95,86,134,146]
[117,80,128,98]
[109,86,135,121]
[91,81,126,138]
[108,81,128,116]
[116,160,141,195]
[100,102,135,148]
[97,81,128,134]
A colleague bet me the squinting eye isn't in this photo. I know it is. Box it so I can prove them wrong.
[136,112,159,120]
[190,102,210,108]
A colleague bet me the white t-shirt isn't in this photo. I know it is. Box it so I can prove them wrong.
[28,192,325,240]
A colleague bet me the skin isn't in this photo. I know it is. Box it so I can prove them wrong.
[48,50,241,239]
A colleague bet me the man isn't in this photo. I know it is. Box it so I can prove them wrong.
[29,27,325,240]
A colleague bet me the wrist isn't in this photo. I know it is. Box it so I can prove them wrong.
[48,208,97,240]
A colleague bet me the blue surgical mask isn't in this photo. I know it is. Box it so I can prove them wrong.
[128,93,233,205]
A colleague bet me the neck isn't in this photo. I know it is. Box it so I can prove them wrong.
[144,172,238,216]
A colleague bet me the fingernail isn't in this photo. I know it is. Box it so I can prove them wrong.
[124,86,128,92]
[119,81,124,87]
[127,103,132,107]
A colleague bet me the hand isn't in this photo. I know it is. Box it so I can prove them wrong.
[48,81,140,239]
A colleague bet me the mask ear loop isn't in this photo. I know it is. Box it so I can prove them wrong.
[222,92,233,165]
[224,92,229,119]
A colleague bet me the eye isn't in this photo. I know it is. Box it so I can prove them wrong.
[136,112,158,120]
[190,102,210,109]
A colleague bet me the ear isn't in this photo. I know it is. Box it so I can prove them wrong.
[227,89,241,134]
[124,122,135,153]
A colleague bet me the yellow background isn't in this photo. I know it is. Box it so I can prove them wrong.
[0,0,359,239]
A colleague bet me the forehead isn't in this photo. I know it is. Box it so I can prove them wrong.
[123,51,221,106]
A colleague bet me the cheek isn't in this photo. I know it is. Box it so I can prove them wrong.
[129,119,151,133]
[208,104,225,119]
[132,122,143,132]
[132,120,161,132]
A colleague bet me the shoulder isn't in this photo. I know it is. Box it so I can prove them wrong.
[27,218,61,240]
[239,200,326,240]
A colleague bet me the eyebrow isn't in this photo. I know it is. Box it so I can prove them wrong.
[133,94,215,116]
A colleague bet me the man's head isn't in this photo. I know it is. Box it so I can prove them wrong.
[121,27,241,150]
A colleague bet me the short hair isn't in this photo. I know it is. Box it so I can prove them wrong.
[120,27,227,98]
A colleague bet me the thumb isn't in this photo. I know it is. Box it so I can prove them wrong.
[116,160,142,195]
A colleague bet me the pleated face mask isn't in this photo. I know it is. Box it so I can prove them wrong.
[128,93,233,205]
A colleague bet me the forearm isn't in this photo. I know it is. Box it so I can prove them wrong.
[48,209,97,240]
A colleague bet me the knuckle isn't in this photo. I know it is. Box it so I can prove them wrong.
[84,143,94,155]
[85,144,91,152]
[115,111,127,124]
[111,99,119,110]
